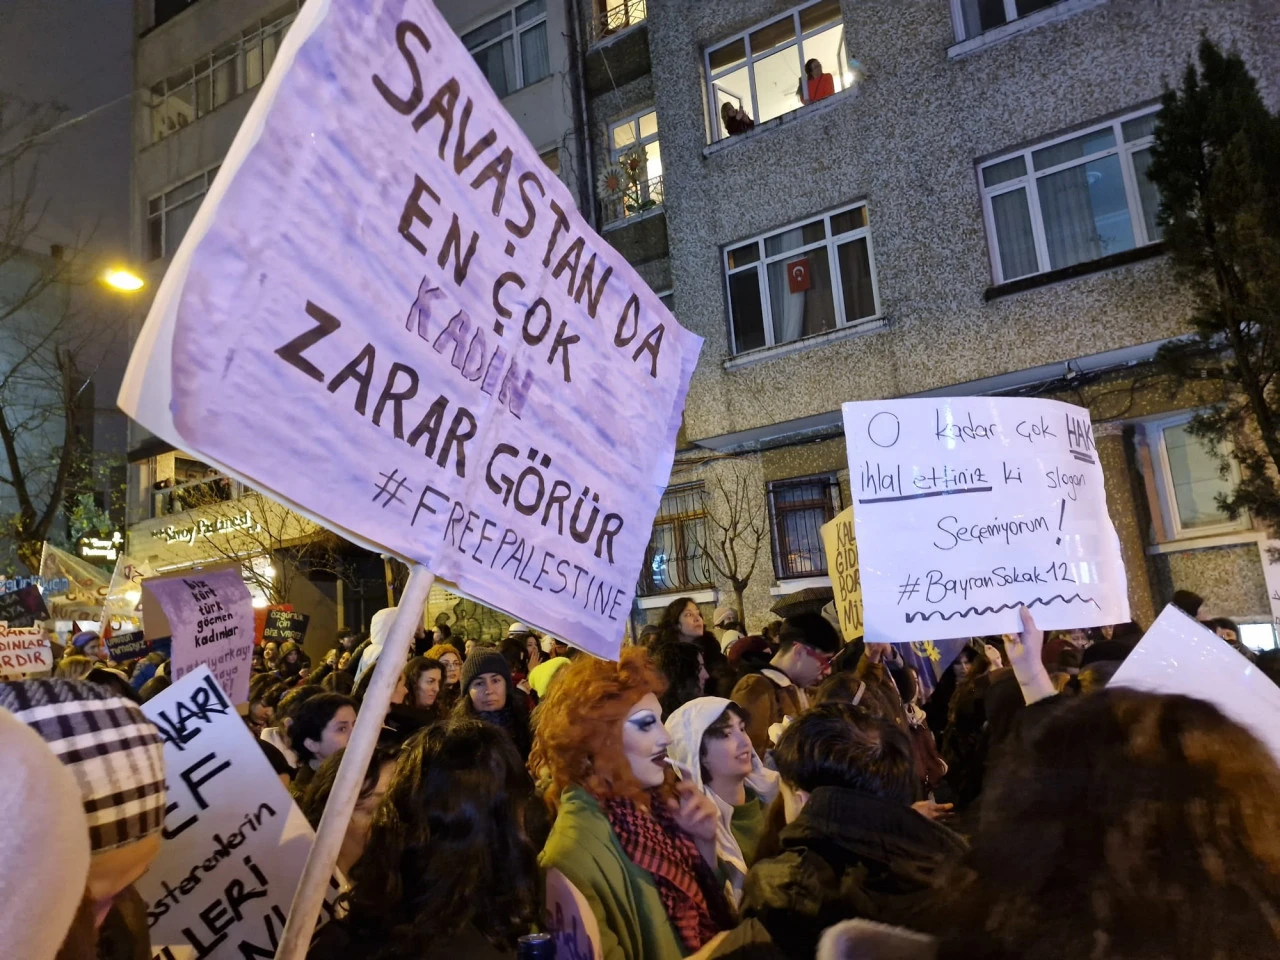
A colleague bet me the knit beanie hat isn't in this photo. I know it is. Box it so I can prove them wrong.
[460,649,512,693]
[0,679,167,853]
[70,630,99,650]
[0,708,91,960]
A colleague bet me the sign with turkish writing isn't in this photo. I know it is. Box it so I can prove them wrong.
[1259,540,1280,638]
[0,623,52,678]
[137,668,341,959]
[39,542,109,621]
[0,583,50,628]
[117,0,700,662]
[820,507,863,642]
[1113,604,1280,765]
[142,566,255,703]
[842,397,1129,643]
[262,608,309,646]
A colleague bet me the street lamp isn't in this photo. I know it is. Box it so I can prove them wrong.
[102,268,145,292]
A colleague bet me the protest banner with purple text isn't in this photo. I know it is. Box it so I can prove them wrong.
[117,0,700,661]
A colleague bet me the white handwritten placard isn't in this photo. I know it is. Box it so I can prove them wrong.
[842,397,1129,642]
[0,623,52,678]
[117,0,700,662]
[1259,540,1280,640]
[138,668,340,959]
[143,567,255,703]
[1112,604,1280,765]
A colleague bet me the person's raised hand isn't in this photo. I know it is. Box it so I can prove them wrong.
[864,642,893,664]
[1004,605,1044,669]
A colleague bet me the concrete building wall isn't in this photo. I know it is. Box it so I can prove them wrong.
[605,0,1280,635]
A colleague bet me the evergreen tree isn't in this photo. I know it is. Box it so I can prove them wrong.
[1149,39,1280,532]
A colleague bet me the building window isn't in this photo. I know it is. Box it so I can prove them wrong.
[769,475,840,580]
[639,484,712,596]
[592,0,647,43]
[979,107,1162,284]
[154,0,202,29]
[463,1,551,99]
[705,0,853,143]
[147,167,219,261]
[148,4,297,143]
[952,0,1066,40]
[604,109,663,223]
[1142,414,1249,541]
[724,201,879,354]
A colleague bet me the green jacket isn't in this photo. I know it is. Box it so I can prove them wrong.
[540,786,687,960]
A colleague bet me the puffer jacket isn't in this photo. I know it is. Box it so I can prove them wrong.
[739,786,966,960]
[665,696,781,903]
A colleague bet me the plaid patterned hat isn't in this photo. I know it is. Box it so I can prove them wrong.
[0,679,166,853]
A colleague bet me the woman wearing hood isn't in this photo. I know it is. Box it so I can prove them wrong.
[665,697,779,904]
[353,606,399,684]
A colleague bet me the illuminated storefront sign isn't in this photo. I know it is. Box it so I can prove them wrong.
[78,531,124,561]
[151,509,262,546]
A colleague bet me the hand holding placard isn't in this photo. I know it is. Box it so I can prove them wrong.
[842,397,1129,643]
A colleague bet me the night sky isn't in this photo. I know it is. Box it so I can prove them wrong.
[0,1,134,261]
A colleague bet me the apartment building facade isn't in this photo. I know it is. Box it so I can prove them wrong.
[574,0,1280,643]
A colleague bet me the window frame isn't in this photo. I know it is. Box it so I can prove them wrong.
[768,474,841,580]
[638,483,713,597]
[606,108,664,222]
[950,0,1065,42]
[462,0,551,98]
[146,166,220,262]
[723,200,880,356]
[703,0,848,143]
[147,3,299,144]
[1142,412,1250,542]
[978,105,1161,285]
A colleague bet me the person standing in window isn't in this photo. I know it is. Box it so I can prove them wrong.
[721,102,755,137]
[800,59,835,104]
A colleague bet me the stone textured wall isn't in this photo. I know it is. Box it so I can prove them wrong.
[636,0,1276,444]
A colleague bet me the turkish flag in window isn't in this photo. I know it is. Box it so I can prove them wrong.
[787,257,811,293]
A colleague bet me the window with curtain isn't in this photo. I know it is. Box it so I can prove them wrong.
[769,476,840,579]
[1139,415,1249,540]
[953,0,1063,40]
[146,167,220,261]
[724,201,880,355]
[639,485,712,596]
[704,0,853,142]
[463,0,550,99]
[979,106,1163,284]
[148,4,299,144]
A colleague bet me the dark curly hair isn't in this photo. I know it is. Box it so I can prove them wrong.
[650,640,705,718]
[931,689,1280,959]
[337,719,540,957]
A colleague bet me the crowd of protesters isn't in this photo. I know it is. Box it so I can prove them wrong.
[6,586,1280,960]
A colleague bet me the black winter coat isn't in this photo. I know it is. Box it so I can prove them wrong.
[739,786,966,960]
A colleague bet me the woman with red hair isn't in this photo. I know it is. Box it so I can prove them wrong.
[532,649,734,960]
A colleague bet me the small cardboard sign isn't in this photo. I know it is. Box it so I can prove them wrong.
[820,506,863,642]
[141,564,255,703]
[262,608,309,646]
[0,584,50,628]
[0,622,53,678]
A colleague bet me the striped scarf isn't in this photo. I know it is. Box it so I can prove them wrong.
[601,794,730,951]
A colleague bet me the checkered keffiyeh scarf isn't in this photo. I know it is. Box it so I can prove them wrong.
[0,679,166,853]
[601,795,731,951]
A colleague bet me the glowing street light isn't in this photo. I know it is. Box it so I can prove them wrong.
[102,268,145,292]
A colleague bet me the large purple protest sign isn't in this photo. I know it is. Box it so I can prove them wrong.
[118,0,700,661]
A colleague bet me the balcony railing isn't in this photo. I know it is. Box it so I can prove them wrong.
[151,474,245,518]
[591,0,648,44]
[602,173,664,226]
